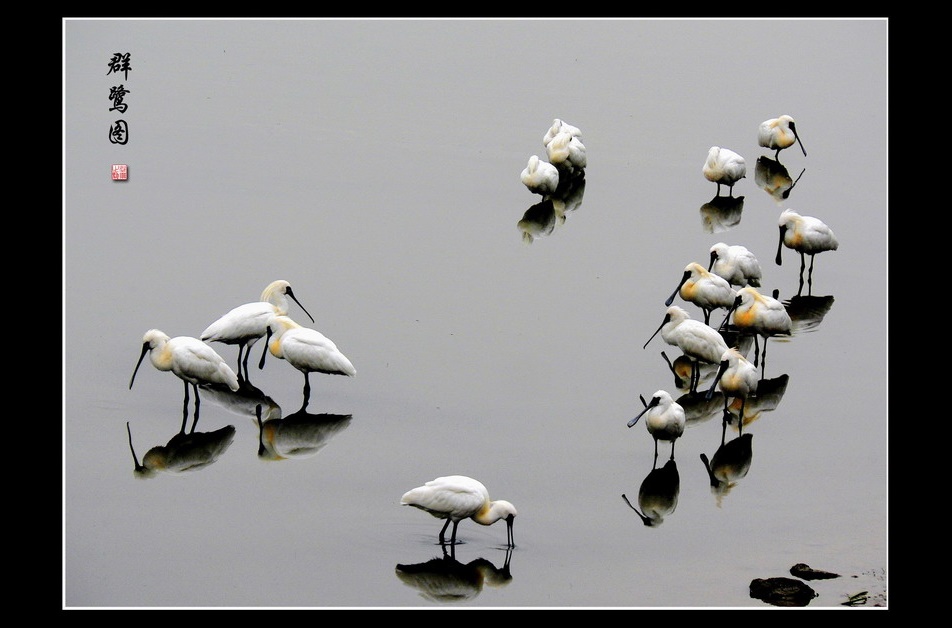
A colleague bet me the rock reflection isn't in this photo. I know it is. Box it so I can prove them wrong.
[395,545,513,603]
[622,458,680,527]
[699,417,753,506]
[754,156,805,203]
[699,194,744,233]
[126,419,236,479]
[256,399,352,462]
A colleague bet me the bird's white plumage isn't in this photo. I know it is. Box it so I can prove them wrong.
[776,209,838,257]
[130,329,239,392]
[260,315,356,393]
[646,306,729,366]
[728,287,792,338]
[545,130,587,171]
[401,475,517,547]
[707,347,759,422]
[627,390,686,459]
[666,262,737,324]
[703,146,746,195]
[708,242,763,288]
[520,154,560,195]
[542,118,582,147]
[201,280,314,376]
[758,114,806,157]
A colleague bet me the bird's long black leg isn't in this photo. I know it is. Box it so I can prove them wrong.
[451,520,461,546]
[439,518,450,545]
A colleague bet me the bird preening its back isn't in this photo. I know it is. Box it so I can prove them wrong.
[401,475,517,547]
[703,146,746,196]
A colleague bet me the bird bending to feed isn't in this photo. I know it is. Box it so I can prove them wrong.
[706,347,759,430]
[401,475,517,547]
[130,329,239,413]
[542,118,582,147]
[758,114,806,159]
[665,262,737,325]
[520,154,560,196]
[628,390,686,460]
[708,242,762,288]
[645,305,730,393]
[775,209,838,292]
[201,280,314,379]
[258,314,356,398]
[703,146,746,196]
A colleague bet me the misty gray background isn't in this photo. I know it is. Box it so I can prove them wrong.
[64,18,888,608]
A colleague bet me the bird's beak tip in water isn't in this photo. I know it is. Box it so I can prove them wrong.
[129,343,149,389]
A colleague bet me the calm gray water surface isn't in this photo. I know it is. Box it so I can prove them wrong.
[64,18,888,608]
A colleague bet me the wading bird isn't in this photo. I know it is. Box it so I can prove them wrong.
[706,347,759,432]
[703,146,746,196]
[627,390,686,460]
[259,314,356,399]
[708,242,762,288]
[645,306,730,393]
[721,287,792,372]
[201,280,315,380]
[401,475,517,547]
[130,329,239,416]
[665,262,737,325]
[758,114,806,159]
[520,155,559,196]
[776,209,839,295]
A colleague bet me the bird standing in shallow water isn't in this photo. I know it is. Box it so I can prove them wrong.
[706,347,759,433]
[645,305,730,393]
[708,242,762,288]
[703,146,746,196]
[628,390,686,461]
[721,287,792,373]
[259,314,356,400]
[130,329,239,416]
[665,262,737,325]
[401,475,517,547]
[776,209,839,295]
[201,280,314,380]
[758,114,807,160]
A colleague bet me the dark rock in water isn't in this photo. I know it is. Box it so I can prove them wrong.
[790,563,841,580]
[749,577,818,607]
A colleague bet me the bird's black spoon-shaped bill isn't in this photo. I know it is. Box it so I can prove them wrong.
[790,121,807,156]
[258,327,274,370]
[664,270,691,307]
[286,287,315,324]
[775,225,788,266]
[628,395,660,427]
[644,314,671,350]
[129,342,149,389]
[705,360,729,400]
[719,299,740,332]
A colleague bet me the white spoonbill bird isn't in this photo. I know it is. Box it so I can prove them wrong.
[776,209,839,293]
[627,390,686,460]
[201,280,315,380]
[703,146,746,196]
[706,347,759,432]
[520,155,560,196]
[545,130,587,172]
[542,118,582,147]
[708,242,762,288]
[401,475,517,547]
[722,286,792,371]
[664,262,737,325]
[758,115,807,159]
[130,329,239,414]
[645,305,730,393]
[258,315,356,397]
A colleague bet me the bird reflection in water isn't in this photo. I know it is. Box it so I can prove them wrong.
[395,544,513,603]
[517,169,585,243]
[783,294,835,333]
[126,419,236,479]
[255,397,352,462]
[622,457,680,527]
[754,156,805,204]
[200,373,282,423]
[699,417,753,507]
[727,373,790,432]
[699,194,744,234]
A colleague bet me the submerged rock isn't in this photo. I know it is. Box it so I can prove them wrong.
[790,563,841,580]
[749,577,818,607]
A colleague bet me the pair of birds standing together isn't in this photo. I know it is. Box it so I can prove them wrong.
[520,118,587,195]
[703,114,807,197]
[128,281,515,549]
[129,279,357,415]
